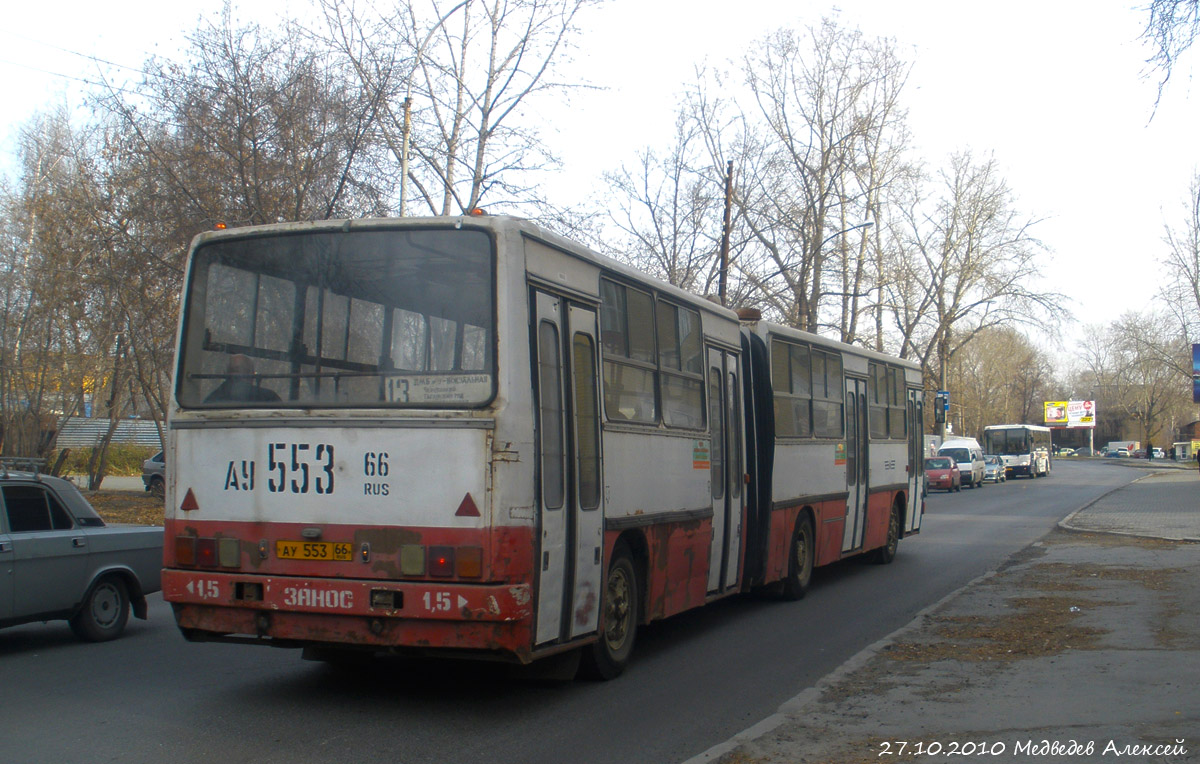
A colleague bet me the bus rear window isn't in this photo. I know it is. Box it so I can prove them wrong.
[177,228,495,408]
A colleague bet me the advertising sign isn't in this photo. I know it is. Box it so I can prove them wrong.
[1043,400,1095,428]
[1193,344,1200,404]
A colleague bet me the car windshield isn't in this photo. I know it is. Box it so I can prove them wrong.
[941,448,970,462]
[984,428,1032,455]
[925,457,952,470]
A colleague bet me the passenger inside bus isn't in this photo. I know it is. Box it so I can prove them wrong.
[205,354,282,403]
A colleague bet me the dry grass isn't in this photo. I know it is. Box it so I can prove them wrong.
[88,491,165,526]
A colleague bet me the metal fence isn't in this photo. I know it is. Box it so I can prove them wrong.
[55,418,162,448]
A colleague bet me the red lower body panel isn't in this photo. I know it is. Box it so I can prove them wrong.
[165,569,535,660]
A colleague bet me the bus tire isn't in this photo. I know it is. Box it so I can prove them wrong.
[582,543,638,680]
[873,501,902,565]
[780,513,815,601]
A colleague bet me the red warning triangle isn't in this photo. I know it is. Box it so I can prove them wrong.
[180,488,200,512]
[455,493,480,517]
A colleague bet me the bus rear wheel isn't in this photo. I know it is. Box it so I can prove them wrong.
[873,502,902,565]
[582,543,638,680]
[780,513,814,601]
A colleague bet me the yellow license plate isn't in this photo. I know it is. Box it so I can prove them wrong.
[276,540,354,561]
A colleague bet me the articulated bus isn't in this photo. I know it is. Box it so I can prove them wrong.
[161,215,924,678]
[982,424,1052,478]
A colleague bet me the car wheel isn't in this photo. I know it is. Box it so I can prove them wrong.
[69,576,130,642]
[581,543,638,680]
[149,474,165,499]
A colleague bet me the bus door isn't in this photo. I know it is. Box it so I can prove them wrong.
[906,389,924,533]
[532,290,605,646]
[842,377,869,553]
[706,348,743,594]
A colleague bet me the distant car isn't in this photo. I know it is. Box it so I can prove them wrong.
[142,451,165,499]
[983,455,1006,483]
[939,438,986,489]
[1074,447,1094,457]
[0,469,163,641]
[924,456,961,492]
[1056,447,1075,457]
[1152,448,1165,460]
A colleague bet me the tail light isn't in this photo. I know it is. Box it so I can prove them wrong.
[172,534,483,579]
[173,535,240,569]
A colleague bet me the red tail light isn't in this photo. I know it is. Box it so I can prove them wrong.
[196,538,217,567]
[429,546,455,577]
[175,536,196,565]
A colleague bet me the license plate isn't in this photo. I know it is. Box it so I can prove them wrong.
[276,541,354,561]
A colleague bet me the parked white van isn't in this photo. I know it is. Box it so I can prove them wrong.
[938,437,986,489]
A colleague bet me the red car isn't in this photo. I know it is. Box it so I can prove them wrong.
[924,456,961,492]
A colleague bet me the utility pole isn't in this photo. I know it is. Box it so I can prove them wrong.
[399,0,474,216]
[718,160,733,306]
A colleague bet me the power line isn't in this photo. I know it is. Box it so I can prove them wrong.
[0,28,190,93]
[0,56,142,97]
[0,28,165,79]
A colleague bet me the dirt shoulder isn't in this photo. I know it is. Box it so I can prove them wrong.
[88,491,165,526]
[709,529,1200,764]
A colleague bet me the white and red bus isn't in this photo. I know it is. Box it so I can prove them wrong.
[161,215,924,678]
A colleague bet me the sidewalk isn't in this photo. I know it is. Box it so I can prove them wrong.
[693,469,1200,764]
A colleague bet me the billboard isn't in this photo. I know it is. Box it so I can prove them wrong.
[1193,344,1200,404]
[1044,400,1095,428]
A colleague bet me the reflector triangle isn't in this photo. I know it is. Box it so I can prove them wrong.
[180,488,200,512]
[456,493,480,517]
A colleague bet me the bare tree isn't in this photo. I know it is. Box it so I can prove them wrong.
[74,7,395,452]
[953,326,1056,437]
[1079,313,1192,447]
[1142,0,1200,102]
[1160,171,1200,341]
[686,19,911,339]
[888,151,1064,427]
[601,112,727,295]
[318,0,598,217]
[0,112,100,460]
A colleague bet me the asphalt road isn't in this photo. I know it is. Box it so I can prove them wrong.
[0,460,1137,764]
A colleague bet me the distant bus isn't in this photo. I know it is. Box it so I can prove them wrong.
[160,214,925,678]
[982,424,1052,478]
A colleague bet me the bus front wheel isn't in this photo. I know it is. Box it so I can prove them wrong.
[583,543,639,680]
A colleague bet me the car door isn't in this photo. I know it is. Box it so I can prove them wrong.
[0,512,12,621]
[2,482,89,619]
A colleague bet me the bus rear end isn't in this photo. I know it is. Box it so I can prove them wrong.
[162,220,537,662]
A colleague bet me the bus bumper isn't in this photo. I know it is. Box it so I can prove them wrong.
[163,569,534,659]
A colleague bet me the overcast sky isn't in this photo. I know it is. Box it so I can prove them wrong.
[3,0,1198,354]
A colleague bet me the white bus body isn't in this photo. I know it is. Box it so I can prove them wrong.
[162,215,924,677]
[983,424,1052,478]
